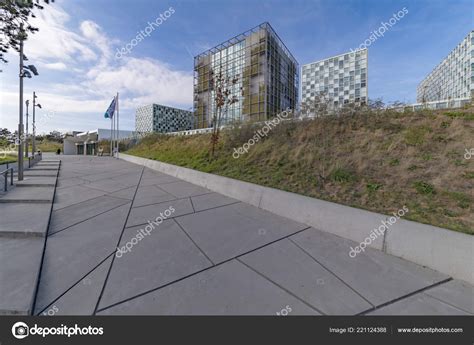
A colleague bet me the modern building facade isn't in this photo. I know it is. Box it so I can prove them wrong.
[417,31,474,102]
[63,128,134,155]
[193,22,298,129]
[135,104,193,135]
[301,49,368,113]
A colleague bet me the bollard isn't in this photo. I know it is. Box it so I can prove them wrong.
[10,167,13,185]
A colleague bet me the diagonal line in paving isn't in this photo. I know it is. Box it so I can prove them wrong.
[96,226,311,313]
[288,236,375,308]
[127,200,241,229]
[236,257,325,315]
[172,218,214,265]
[357,278,453,315]
[92,166,145,315]
[48,201,132,237]
[35,252,116,315]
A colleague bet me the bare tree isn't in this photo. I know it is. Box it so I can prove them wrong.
[209,67,239,158]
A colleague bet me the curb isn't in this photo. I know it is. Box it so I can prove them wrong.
[119,153,474,284]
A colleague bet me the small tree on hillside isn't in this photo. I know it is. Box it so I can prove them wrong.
[209,67,239,158]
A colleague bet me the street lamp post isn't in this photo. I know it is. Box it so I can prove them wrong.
[17,23,39,181]
[25,100,29,158]
[32,92,41,154]
[18,25,25,180]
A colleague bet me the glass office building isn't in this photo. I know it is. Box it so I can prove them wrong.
[301,49,368,113]
[417,31,474,102]
[135,104,193,135]
[193,22,298,129]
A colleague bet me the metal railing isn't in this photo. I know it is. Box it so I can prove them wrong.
[0,152,42,190]
[1,167,13,192]
[0,152,42,173]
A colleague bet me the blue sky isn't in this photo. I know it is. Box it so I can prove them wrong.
[0,0,472,133]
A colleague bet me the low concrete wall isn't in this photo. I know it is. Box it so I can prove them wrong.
[120,153,474,284]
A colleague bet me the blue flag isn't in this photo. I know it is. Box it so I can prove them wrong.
[104,97,116,119]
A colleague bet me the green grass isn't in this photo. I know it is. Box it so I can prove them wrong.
[0,155,17,165]
[413,181,436,195]
[126,107,474,235]
[444,111,474,120]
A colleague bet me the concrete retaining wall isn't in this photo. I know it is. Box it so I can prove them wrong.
[120,153,474,284]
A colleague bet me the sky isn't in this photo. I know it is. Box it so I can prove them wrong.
[0,0,472,133]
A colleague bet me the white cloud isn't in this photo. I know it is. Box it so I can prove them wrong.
[42,62,68,71]
[0,2,193,132]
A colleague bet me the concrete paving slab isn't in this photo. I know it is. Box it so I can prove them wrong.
[30,166,59,171]
[98,220,212,309]
[37,163,60,166]
[49,195,131,234]
[108,186,136,200]
[0,186,55,203]
[127,198,193,227]
[82,179,131,193]
[34,204,130,313]
[0,237,44,314]
[16,177,57,187]
[139,175,181,187]
[424,280,474,314]
[109,173,141,186]
[0,203,51,237]
[39,256,113,316]
[98,260,319,315]
[175,202,308,264]
[56,177,89,189]
[158,180,212,198]
[290,228,450,306]
[367,293,470,315]
[132,185,176,208]
[23,170,58,177]
[191,192,239,212]
[53,185,105,210]
[80,170,134,182]
[240,239,372,314]
[141,168,175,180]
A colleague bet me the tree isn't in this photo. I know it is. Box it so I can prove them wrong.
[0,0,54,65]
[367,98,386,112]
[208,67,239,158]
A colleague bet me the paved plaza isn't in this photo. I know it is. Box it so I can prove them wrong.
[1,155,473,316]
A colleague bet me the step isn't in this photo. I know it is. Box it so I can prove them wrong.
[0,237,45,314]
[16,177,57,187]
[0,203,51,238]
[0,160,59,315]
[0,186,55,203]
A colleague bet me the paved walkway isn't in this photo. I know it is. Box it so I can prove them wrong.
[32,155,473,315]
[0,156,60,315]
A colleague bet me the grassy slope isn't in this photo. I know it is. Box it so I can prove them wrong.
[0,155,17,164]
[36,140,62,152]
[127,108,474,234]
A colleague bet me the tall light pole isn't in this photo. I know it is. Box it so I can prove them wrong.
[25,99,29,158]
[32,92,41,154]
[17,23,39,181]
[18,24,25,181]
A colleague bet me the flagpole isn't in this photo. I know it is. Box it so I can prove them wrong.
[116,92,119,159]
[113,99,116,158]
[110,115,113,156]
